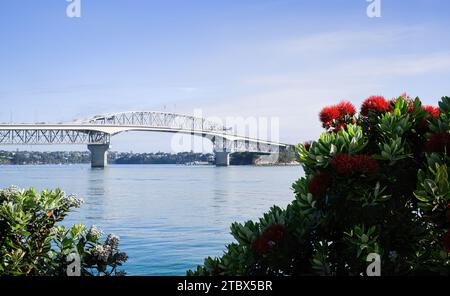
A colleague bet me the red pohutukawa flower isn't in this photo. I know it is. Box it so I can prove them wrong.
[319,106,340,128]
[353,155,378,175]
[425,133,450,153]
[319,101,355,129]
[337,101,356,117]
[308,172,332,198]
[443,230,450,253]
[331,154,378,176]
[252,224,286,254]
[422,105,440,119]
[360,96,389,116]
[330,154,356,175]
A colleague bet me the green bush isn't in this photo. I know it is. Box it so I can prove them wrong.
[0,187,128,276]
[188,95,450,276]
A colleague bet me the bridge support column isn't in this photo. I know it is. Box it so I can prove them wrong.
[215,151,230,167]
[88,144,110,168]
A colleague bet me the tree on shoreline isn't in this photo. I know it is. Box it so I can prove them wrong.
[188,95,450,276]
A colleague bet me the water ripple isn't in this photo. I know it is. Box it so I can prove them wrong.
[0,164,301,275]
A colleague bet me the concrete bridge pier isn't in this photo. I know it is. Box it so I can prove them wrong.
[215,151,230,166]
[88,144,110,168]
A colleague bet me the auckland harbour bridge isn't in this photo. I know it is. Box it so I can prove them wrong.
[0,111,293,167]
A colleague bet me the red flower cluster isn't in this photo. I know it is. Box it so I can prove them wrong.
[360,96,389,116]
[443,230,450,253]
[425,133,450,153]
[331,154,355,175]
[252,224,286,254]
[354,155,379,175]
[319,101,356,129]
[308,172,332,198]
[319,106,339,128]
[337,101,357,116]
[331,154,378,176]
[422,105,440,119]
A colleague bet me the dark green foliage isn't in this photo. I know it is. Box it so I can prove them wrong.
[0,187,128,276]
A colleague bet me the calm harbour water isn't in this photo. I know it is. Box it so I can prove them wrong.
[0,164,301,275]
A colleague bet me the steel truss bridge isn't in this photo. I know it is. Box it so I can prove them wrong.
[0,111,292,167]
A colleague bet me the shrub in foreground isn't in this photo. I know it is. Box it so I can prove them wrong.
[0,187,128,276]
[188,95,450,276]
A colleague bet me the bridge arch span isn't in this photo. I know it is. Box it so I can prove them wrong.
[0,111,292,167]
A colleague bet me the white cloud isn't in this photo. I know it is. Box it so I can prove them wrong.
[242,52,450,89]
[342,53,450,77]
[276,25,427,55]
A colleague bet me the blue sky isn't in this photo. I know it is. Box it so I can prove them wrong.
[1,0,450,152]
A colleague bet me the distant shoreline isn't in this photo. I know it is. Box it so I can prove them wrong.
[255,162,300,167]
[0,162,300,167]
[0,150,299,166]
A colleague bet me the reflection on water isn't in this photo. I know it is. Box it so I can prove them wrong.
[0,164,301,275]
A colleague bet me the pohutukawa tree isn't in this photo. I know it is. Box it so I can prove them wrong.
[188,94,450,276]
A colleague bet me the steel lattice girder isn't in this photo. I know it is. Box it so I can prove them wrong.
[0,130,110,145]
[211,137,280,153]
[85,111,228,133]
